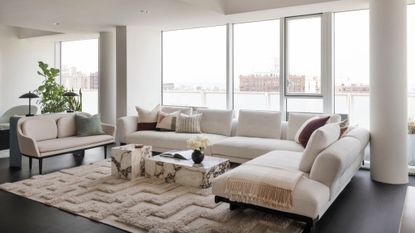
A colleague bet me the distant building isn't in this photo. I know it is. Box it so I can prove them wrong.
[163,83,175,90]
[287,75,306,93]
[239,74,279,92]
[336,83,370,93]
[89,72,99,90]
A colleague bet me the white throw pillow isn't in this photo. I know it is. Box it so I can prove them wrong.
[299,123,340,173]
[236,110,282,139]
[197,109,233,136]
[156,111,180,131]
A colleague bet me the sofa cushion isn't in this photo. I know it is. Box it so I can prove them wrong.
[124,131,227,152]
[37,135,114,153]
[57,115,76,138]
[246,150,303,170]
[209,136,304,160]
[198,109,233,136]
[160,106,192,115]
[299,123,340,173]
[287,113,341,140]
[236,110,282,139]
[22,118,58,141]
[136,105,159,131]
[175,113,202,133]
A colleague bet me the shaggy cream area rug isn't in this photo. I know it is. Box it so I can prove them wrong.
[0,160,305,233]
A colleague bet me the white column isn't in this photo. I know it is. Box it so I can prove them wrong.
[370,0,408,184]
[116,26,127,118]
[99,31,116,124]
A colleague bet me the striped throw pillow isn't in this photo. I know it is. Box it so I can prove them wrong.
[175,114,202,133]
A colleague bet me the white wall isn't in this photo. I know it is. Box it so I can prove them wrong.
[0,25,97,114]
[126,26,162,116]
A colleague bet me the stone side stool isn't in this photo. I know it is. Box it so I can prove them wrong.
[111,144,152,180]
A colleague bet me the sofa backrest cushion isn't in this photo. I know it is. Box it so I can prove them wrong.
[57,115,76,138]
[197,109,233,136]
[236,110,282,139]
[342,127,370,151]
[161,106,192,115]
[299,123,340,172]
[287,113,341,140]
[21,118,58,141]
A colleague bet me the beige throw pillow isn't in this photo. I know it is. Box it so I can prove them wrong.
[175,113,202,133]
[135,105,160,131]
[156,111,180,131]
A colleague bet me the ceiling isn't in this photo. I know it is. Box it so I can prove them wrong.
[0,0,369,34]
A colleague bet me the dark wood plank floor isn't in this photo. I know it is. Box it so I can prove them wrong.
[0,148,413,233]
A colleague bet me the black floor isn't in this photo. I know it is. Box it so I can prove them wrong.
[0,148,413,233]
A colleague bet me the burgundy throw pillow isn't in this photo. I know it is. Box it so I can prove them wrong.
[297,116,330,147]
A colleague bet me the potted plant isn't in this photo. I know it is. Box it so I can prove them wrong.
[35,61,82,113]
[187,136,210,164]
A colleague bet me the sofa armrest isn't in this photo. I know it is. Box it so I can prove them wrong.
[309,137,361,191]
[117,116,138,143]
[101,123,116,138]
[17,129,40,157]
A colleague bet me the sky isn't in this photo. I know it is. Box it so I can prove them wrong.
[162,6,415,91]
[61,39,98,74]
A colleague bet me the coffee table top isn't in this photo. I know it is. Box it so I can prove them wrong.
[147,153,229,173]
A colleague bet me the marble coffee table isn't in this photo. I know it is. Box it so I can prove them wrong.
[111,144,152,180]
[144,154,230,188]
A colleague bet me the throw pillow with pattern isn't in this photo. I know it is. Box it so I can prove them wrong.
[175,113,202,133]
[156,111,180,131]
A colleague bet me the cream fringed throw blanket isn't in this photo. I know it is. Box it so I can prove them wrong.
[224,164,303,209]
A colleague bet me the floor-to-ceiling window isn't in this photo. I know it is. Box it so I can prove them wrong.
[285,15,323,114]
[334,10,369,129]
[60,39,99,114]
[162,26,227,109]
[408,5,415,169]
[233,20,280,111]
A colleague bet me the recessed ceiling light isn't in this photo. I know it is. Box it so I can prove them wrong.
[139,9,149,14]
[53,22,61,26]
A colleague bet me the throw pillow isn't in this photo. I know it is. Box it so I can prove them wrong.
[156,111,180,131]
[135,105,160,131]
[299,123,340,172]
[75,114,105,137]
[175,113,202,133]
[295,116,330,147]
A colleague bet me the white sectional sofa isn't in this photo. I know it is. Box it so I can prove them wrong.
[118,107,370,231]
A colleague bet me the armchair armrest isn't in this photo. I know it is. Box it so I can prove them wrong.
[17,128,40,157]
[101,123,116,138]
[117,116,138,143]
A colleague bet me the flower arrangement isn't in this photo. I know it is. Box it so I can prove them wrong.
[187,136,210,151]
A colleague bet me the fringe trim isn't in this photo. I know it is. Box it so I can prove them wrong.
[224,178,294,209]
